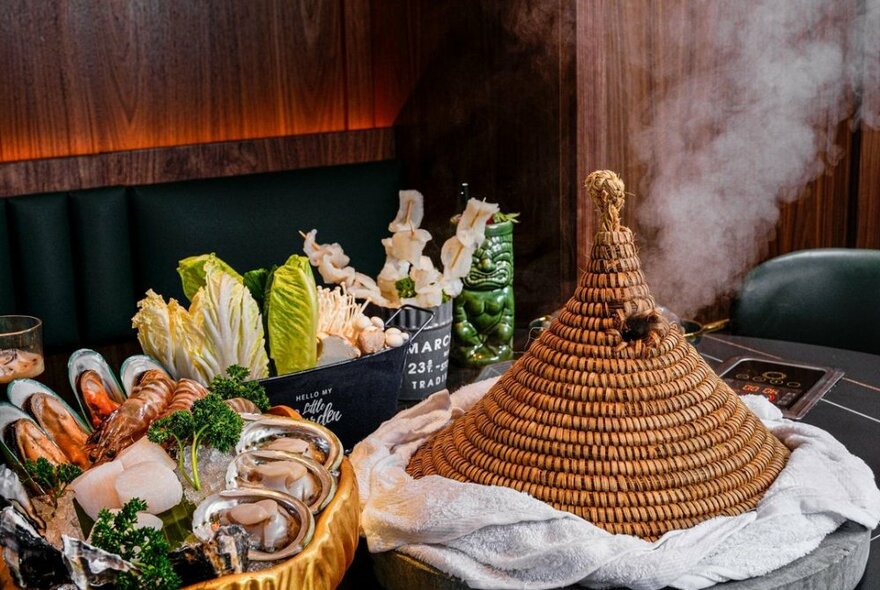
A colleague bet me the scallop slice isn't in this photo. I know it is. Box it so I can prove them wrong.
[103,509,163,531]
[114,461,182,515]
[116,437,176,471]
[71,461,124,520]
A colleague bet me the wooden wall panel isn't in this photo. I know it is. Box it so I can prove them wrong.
[856,129,880,248]
[0,0,405,164]
[0,129,394,197]
[576,0,860,320]
[394,0,578,326]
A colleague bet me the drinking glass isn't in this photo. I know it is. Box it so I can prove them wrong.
[0,315,44,384]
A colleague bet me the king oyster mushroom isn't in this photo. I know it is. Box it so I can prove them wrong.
[226,450,336,513]
[192,488,314,562]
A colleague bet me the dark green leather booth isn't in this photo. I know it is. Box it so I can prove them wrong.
[0,160,401,351]
[730,248,880,356]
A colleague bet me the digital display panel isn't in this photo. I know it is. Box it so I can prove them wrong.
[716,357,844,419]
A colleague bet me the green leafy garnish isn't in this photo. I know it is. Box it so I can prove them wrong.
[91,498,180,590]
[492,211,520,224]
[24,458,81,508]
[395,277,417,299]
[148,393,243,491]
[208,364,270,412]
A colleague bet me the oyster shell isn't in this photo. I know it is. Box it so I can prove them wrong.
[192,488,314,561]
[235,416,343,473]
[62,536,136,589]
[169,524,250,586]
[68,349,126,427]
[120,354,170,397]
[0,466,42,530]
[226,450,336,513]
[0,506,68,588]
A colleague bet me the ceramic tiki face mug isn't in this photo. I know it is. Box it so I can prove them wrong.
[451,219,515,367]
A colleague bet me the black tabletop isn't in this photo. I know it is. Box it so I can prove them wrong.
[697,334,879,589]
[343,334,880,589]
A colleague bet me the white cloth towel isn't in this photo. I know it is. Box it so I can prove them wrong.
[351,378,880,590]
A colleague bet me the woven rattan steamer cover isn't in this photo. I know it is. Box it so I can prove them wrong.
[407,170,790,540]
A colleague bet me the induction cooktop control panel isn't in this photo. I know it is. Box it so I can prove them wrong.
[715,357,844,419]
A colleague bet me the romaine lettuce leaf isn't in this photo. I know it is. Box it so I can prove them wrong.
[243,268,271,308]
[265,255,318,375]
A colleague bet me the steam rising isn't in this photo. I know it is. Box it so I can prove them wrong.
[635,0,879,317]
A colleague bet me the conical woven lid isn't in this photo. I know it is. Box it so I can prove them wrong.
[407,171,790,540]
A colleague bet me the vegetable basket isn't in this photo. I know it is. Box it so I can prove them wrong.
[260,305,434,450]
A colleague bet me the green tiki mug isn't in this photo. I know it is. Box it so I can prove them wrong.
[451,220,515,367]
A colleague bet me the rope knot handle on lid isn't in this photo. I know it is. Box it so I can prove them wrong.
[585,170,626,232]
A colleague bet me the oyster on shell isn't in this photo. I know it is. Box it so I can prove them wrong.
[235,416,343,473]
[226,450,336,513]
[192,488,314,561]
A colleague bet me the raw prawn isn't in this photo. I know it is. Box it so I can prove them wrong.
[224,397,261,415]
[157,378,209,419]
[87,369,175,463]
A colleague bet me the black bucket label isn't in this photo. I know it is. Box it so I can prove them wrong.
[376,302,453,401]
[403,329,451,399]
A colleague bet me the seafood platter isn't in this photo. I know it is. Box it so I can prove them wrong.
[0,348,359,589]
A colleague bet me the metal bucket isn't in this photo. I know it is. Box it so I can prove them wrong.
[260,306,431,450]
[379,302,452,401]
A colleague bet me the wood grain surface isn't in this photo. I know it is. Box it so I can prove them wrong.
[0,129,393,197]
[393,0,579,327]
[856,128,880,248]
[0,0,406,163]
[1,0,877,325]
[576,0,874,320]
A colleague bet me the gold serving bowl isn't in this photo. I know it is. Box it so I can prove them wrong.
[1,406,360,590]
